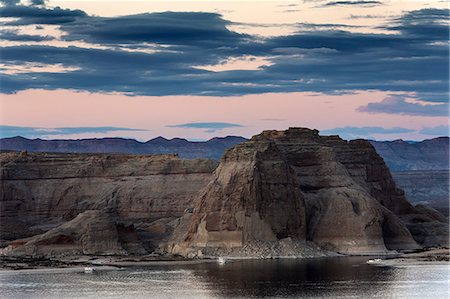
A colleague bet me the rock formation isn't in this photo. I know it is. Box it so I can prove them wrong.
[0,151,217,251]
[169,128,447,257]
[1,128,447,258]
[2,136,447,171]
[2,210,146,257]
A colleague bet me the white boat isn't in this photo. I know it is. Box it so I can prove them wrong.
[366,258,382,264]
[217,257,227,265]
[84,267,95,273]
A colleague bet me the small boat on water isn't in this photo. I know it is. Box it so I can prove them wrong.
[217,257,227,265]
[84,267,96,273]
[366,258,382,264]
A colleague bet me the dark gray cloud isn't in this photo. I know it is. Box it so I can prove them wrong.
[0,29,54,41]
[322,1,382,7]
[0,4,87,25]
[321,126,415,140]
[0,0,45,6]
[167,122,243,133]
[30,0,45,6]
[0,0,20,6]
[419,125,448,136]
[0,125,146,138]
[358,95,448,117]
[322,126,415,134]
[0,5,448,117]
[60,12,247,49]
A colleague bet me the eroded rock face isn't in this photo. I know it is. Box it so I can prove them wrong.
[169,128,441,256]
[1,210,146,257]
[370,137,449,171]
[1,129,447,258]
[0,152,217,235]
[391,170,449,210]
[169,141,307,255]
[0,152,217,249]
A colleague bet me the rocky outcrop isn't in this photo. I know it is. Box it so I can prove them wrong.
[1,128,447,258]
[169,128,446,257]
[0,151,217,251]
[1,210,146,257]
[169,140,308,256]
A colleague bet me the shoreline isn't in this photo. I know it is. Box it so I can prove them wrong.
[367,248,449,267]
[0,248,448,272]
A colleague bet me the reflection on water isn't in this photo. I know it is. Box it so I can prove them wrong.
[1,257,449,299]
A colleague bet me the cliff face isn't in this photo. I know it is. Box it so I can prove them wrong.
[391,170,449,210]
[0,151,217,252]
[170,141,307,255]
[369,137,449,171]
[3,210,147,257]
[169,128,446,257]
[1,129,447,258]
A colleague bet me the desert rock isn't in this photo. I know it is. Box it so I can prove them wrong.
[169,128,442,256]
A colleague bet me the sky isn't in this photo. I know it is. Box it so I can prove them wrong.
[0,0,448,141]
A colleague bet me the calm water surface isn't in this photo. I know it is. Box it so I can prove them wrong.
[1,257,449,299]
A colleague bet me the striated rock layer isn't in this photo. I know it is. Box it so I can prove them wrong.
[2,210,147,257]
[391,170,449,210]
[0,151,217,251]
[169,128,447,257]
[1,128,447,258]
[369,137,449,171]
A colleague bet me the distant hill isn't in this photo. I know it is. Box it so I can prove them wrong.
[369,137,449,171]
[0,135,448,169]
[0,136,247,160]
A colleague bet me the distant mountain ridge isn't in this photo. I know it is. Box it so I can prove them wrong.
[0,135,448,170]
[0,136,247,160]
[369,137,449,171]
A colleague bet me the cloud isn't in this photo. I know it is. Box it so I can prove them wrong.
[60,12,246,49]
[419,125,449,136]
[321,126,415,140]
[0,125,146,139]
[167,122,243,133]
[349,14,385,19]
[0,6,448,105]
[29,0,45,6]
[358,95,448,117]
[0,0,20,6]
[0,4,87,25]
[322,1,382,7]
[0,29,54,41]
[1,0,45,6]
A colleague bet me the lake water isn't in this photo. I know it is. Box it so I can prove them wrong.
[1,257,449,299]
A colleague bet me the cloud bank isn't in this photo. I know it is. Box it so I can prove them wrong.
[0,1,448,118]
[0,125,146,139]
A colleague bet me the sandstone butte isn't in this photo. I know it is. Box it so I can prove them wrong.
[0,128,448,258]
